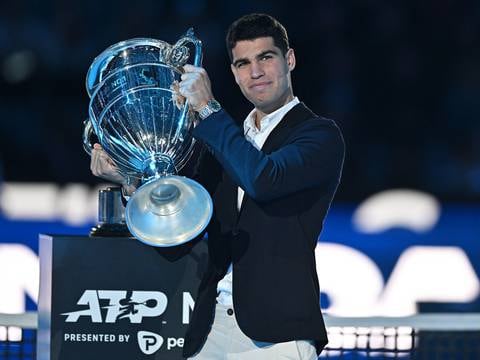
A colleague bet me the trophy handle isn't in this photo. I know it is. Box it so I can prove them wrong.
[169,29,203,143]
[172,28,203,68]
[83,118,94,155]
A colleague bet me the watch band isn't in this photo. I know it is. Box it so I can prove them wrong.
[198,99,222,120]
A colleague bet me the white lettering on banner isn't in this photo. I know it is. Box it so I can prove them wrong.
[62,290,103,323]
[0,183,58,221]
[345,189,479,315]
[61,290,168,323]
[167,336,184,350]
[55,184,96,226]
[377,246,480,315]
[316,244,480,316]
[352,189,441,233]
[0,182,103,225]
[101,290,168,323]
[182,292,194,324]
[0,244,39,312]
[118,334,130,342]
[0,244,39,341]
[315,243,384,316]
[64,333,119,342]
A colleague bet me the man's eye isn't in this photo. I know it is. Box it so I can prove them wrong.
[261,55,272,61]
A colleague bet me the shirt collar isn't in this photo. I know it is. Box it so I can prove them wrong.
[244,97,300,135]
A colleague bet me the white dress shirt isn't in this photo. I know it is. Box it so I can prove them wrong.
[216,97,300,306]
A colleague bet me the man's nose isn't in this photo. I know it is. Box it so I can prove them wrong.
[250,61,264,79]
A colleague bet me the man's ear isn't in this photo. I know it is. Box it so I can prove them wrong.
[230,63,240,84]
[286,48,296,71]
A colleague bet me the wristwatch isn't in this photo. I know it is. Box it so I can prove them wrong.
[198,99,222,120]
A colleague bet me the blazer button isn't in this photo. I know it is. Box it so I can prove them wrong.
[232,228,239,236]
[227,308,234,316]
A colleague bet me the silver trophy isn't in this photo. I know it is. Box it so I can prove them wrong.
[83,29,212,247]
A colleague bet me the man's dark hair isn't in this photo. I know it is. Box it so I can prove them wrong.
[226,13,289,63]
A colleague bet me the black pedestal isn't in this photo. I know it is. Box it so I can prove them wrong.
[37,234,208,360]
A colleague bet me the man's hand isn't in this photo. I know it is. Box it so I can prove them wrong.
[90,143,125,183]
[179,64,214,111]
[90,143,137,195]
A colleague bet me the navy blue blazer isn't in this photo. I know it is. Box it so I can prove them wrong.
[183,102,345,357]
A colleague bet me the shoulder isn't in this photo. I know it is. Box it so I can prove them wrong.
[288,103,343,140]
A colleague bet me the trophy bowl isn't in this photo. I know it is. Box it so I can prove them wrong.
[83,29,212,247]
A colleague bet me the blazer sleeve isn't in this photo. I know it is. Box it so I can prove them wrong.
[192,109,345,202]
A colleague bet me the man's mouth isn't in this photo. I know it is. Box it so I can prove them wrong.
[249,81,271,90]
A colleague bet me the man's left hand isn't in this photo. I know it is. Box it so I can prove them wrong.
[179,64,214,112]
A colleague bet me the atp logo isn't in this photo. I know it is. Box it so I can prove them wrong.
[138,331,163,355]
[61,290,168,323]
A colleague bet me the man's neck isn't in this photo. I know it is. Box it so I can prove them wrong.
[254,94,294,130]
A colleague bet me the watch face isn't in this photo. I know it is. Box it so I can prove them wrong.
[209,100,221,112]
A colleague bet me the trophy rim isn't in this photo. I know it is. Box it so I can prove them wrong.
[86,37,176,97]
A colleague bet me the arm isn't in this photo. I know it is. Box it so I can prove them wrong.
[192,110,345,202]
[177,64,344,201]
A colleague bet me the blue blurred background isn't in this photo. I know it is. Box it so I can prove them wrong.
[0,0,479,316]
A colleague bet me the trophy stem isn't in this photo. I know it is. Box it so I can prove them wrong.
[142,153,176,182]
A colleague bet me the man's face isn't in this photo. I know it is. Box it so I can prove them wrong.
[230,37,295,114]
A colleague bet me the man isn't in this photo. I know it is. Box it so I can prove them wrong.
[92,13,344,359]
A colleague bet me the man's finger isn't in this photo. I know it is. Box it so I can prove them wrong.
[183,64,200,73]
[180,72,202,82]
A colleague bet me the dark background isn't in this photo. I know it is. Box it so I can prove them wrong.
[1,0,479,202]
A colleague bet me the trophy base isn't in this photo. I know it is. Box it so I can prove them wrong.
[126,175,213,247]
[89,223,132,237]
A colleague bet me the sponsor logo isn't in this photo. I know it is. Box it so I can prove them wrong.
[136,332,185,354]
[61,290,168,323]
[137,331,163,355]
